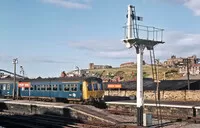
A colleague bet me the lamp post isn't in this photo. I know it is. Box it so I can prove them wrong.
[12,58,18,100]
[20,66,25,78]
[75,66,80,76]
[186,58,190,90]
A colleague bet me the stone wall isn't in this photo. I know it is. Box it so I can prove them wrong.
[105,90,200,101]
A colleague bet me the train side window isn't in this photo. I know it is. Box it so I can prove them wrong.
[7,84,10,90]
[64,84,70,91]
[37,85,41,90]
[71,84,77,92]
[41,85,45,90]
[47,85,51,91]
[44,85,47,91]
[80,84,82,91]
[3,84,6,90]
[93,84,98,90]
[34,85,37,90]
[59,84,62,91]
[53,85,57,91]
[87,84,92,91]
[30,85,33,90]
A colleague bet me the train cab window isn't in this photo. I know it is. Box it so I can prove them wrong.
[71,84,77,92]
[53,85,57,91]
[88,84,92,91]
[3,84,6,90]
[37,85,41,90]
[64,84,70,91]
[47,85,51,91]
[98,83,103,90]
[41,85,45,90]
[93,84,98,90]
[59,85,62,91]
[7,84,10,90]
[25,88,29,90]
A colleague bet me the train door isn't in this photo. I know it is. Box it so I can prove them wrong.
[68,83,81,99]
[1,84,7,96]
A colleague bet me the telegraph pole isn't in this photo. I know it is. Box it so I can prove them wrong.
[13,58,18,100]
[187,58,190,90]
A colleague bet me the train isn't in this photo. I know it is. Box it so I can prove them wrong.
[0,76,104,103]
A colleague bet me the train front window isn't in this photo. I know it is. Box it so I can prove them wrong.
[98,83,103,90]
[93,84,98,90]
[88,84,92,91]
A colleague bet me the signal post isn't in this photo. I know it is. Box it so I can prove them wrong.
[122,5,164,126]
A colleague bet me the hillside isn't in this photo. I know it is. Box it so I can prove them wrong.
[88,65,181,81]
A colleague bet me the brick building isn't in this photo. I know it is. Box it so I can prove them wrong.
[120,62,134,68]
[164,55,198,68]
[179,64,200,76]
[89,63,112,70]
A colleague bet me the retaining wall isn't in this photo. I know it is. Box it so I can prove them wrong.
[105,90,200,101]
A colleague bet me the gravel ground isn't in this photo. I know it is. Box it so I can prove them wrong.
[163,122,200,128]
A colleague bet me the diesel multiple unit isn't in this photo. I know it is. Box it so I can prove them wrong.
[0,77,104,102]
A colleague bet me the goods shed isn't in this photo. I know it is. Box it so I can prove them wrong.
[103,79,200,91]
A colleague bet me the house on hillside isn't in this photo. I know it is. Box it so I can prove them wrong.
[89,63,112,69]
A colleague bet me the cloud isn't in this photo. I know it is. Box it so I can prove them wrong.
[0,55,77,64]
[69,31,200,63]
[183,0,200,16]
[41,0,91,9]
[155,0,200,16]
[69,40,126,51]
[152,31,200,61]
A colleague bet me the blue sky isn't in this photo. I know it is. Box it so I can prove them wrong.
[1,0,200,78]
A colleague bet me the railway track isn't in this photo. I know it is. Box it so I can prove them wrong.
[0,111,109,128]
[108,109,200,124]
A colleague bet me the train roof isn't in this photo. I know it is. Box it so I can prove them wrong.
[0,76,102,83]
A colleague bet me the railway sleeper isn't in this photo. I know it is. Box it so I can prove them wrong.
[0,116,45,128]
[33,114,82,124]
[0,115,70,128]
[16,114,80,126]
